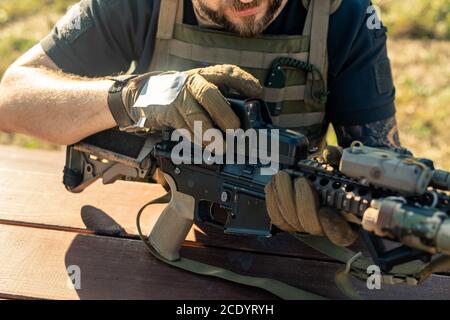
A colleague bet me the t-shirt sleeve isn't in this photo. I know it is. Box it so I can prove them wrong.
[326,0,396,126]
[40,0,154,77]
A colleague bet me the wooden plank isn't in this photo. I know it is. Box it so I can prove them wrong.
[0,294,36,300]
[0,224,273,300]
[0,145,64,173]
[0,145,168,235]
[0,224,449,300]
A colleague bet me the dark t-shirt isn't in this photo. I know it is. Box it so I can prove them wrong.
[41,0,396,126]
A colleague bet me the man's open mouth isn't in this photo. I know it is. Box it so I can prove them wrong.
[233,5,261,17]
[231,0,262,17]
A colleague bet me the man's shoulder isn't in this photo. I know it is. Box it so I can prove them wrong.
[329,0,372,39]
[335,0,371,20]
[301,0,369,16]
[82,0,156,13]
[339,0,371,10]
[42,0,158,76]
[87,0,155,6]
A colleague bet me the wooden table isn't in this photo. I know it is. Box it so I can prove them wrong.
[0,145,449,300]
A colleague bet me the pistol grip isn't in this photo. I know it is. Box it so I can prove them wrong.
[148,174,195,261]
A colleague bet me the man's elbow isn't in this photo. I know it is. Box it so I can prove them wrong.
[0,67,19,133]
[0,64,23,105]
[1,63,20,88]
[0,90,12,133]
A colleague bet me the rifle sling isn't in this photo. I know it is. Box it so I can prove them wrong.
[136,193,326,300]
[136,194,431,300]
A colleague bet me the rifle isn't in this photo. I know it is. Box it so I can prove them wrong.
[63,98,450,274]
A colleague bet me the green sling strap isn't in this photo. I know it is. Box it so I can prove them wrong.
[292,234,450,299]
[136,193,327,300]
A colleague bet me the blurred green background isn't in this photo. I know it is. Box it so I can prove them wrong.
[0,0,449,168]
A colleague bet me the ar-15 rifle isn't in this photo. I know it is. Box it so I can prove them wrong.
[63,98,450,273]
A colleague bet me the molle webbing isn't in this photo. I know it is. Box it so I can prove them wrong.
[272,112,325,128]
[163,24,311,106]
[172,24,311,53]
[167,38,309,70]
[263,86,306,103]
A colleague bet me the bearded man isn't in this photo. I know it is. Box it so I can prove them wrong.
[0,0,399,245]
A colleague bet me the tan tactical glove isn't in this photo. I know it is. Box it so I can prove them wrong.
[265,147,359,247]
[107,65,262,134]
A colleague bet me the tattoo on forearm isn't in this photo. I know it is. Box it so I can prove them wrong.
[334,116,401,149]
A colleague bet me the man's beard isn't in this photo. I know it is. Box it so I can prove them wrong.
[194,0,283,37]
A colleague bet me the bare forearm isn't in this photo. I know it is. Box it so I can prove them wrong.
[334,116,402,149]
[0,65,116,145]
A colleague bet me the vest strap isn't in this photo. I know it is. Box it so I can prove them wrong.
[302,0,343,15]
[168,39,309,70]
[263,85,306,103]
[271,112,325,128]
[151,0,181,71]
[304,0,331,107]
[308,0,330,79]
[175,0,184,24]
[302,0,314,36]
[155,0,179,39]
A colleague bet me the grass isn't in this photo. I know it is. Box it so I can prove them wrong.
[375,0,450,40]
[0,132,60,150]
[389,39,450,169]
[0,2,67,151]
[329,38,450,170]
[0,0,74,26]
[0,1,449,170]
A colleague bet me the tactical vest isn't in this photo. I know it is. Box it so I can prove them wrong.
[149,0,342,149]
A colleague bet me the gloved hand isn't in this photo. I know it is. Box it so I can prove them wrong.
[109,65,263,134]
[264,146,359,247]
